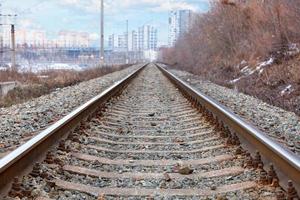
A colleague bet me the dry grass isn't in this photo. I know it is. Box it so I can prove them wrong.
[161,0,300,81]
[0,64,131,107]
[237,55,300,115]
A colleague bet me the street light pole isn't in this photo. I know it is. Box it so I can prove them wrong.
[100,0,104,66]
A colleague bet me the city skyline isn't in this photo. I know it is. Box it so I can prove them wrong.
[1,12,190,50]
[0,0,209,47]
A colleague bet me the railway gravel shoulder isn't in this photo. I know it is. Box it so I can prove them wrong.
[0,64,142,154]
[163,65,300,153]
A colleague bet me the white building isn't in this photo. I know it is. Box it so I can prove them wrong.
[108,34,114,50]
[132,31,138,52]
[168,10,192,47]
[1,28,93,48]
[57,31,90,48]
[138,25,158,51]
[138,26,144,51]
[149,26,158,50]
[117,34,127,51]
[1,29,46,47]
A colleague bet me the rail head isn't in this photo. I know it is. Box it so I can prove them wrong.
[0,63,147,193]
[157,63,300,190]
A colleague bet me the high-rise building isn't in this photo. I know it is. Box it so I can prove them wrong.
[149,26,158,50]
[138,26,144,51]
[132,31,138,52]
[108,34,114,50]
[138,25,158,51]
[117,34,127,51]
[58,31,90,48]
[168,10,192,47]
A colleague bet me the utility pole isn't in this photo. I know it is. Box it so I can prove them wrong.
[0,3,3,66]
[100,0,104,66]
[0,3,17,70]
[126,20,129,64]
[11,24,16,71]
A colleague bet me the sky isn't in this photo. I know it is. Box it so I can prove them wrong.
[0,0,210,47]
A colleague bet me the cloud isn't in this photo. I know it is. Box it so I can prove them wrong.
[89,32,100,40]
[18,18,42,29]
[59,0,200,14]
[150,1,199,12]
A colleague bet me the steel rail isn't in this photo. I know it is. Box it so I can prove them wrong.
[0,63,147,195]
[157,64,300,191]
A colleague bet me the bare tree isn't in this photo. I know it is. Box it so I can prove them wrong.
[162,0,300,80]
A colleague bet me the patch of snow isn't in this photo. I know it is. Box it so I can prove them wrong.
[248,70,256,75]
[241,60,247,65]
[17,62,86,73]
[259,69,264,74]
[230,57,275,85]
[289,43,297,49]
[37,75,49,79]
[229,77,242,84]
[49,63,82,71]
[235,60,248,69]
[280,85,293,96]
[241,66,249,73]
[241,66,255,76]
[286,43,300,56]
[256,57,274,71]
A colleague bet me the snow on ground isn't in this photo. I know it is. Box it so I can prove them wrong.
[229,57,274,84]
[256,57,274,71]
[229,77,242,84]
[286,43,300,56]
[20,62,86,72]
[229,44,300,86]
[280,85,294,96]
[1,62,89,73]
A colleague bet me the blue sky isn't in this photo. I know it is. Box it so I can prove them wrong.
[1,0,209,46]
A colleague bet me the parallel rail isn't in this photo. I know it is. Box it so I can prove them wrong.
[0,63,299,197]
[157,64,300,191]
[0,64,146,195]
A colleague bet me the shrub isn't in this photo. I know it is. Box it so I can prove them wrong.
[161,0,300,82]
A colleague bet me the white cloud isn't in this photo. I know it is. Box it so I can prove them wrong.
[59,0,200,14]
[89,32,100,40]
[18,18,41,29]
[150,1,198,12]
[19,19,34,28]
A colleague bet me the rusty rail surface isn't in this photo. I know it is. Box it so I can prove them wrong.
[0,64,147,195]
[157,64,300,192]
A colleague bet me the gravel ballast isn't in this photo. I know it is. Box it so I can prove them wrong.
[4,64,279,200]
[0,64,141,153]
[165,65,300,154]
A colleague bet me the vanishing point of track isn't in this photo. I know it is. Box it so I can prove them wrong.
[0,63,299,199]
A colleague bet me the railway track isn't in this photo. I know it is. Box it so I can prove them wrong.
[0,63,299,199]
